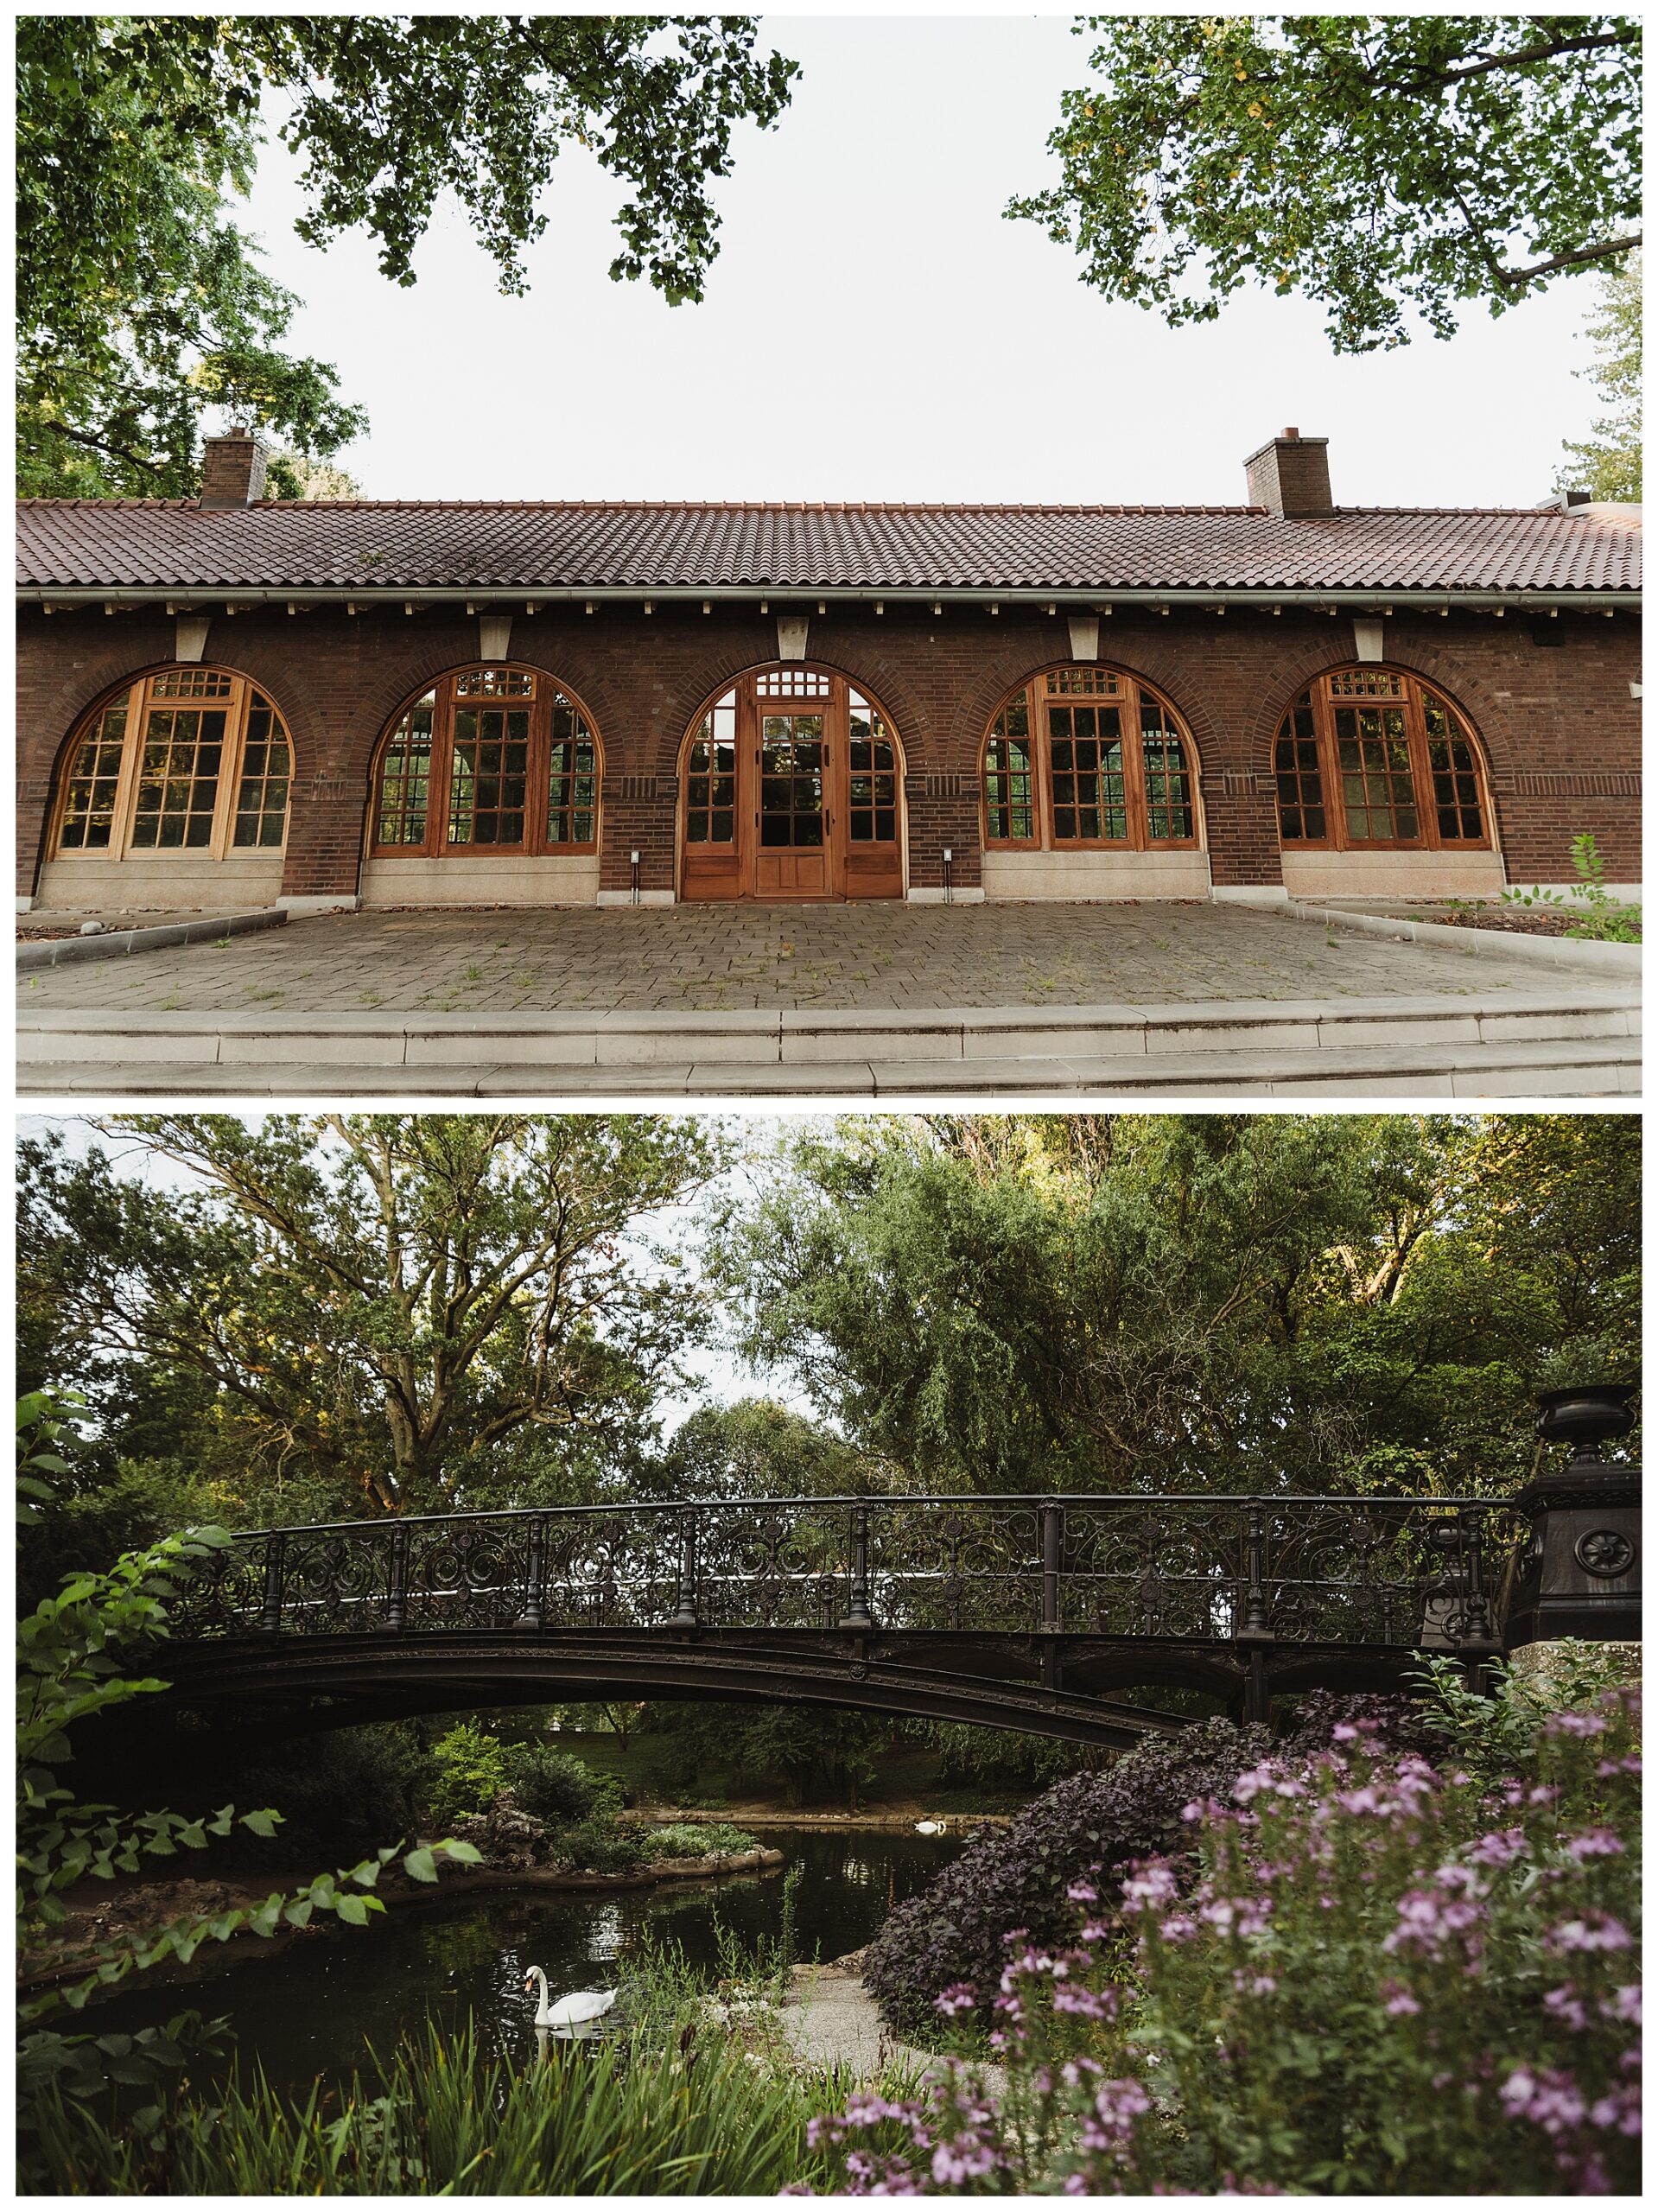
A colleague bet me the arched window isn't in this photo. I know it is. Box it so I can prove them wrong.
[1274,669,1490,850]
[980,667,1200,851]
[369,667,600,856]
[51,667,291,861]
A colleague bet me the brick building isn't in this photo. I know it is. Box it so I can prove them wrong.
[16,428,1641,915]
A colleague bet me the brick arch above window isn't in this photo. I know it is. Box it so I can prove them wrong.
[657,653,924,784]
[1249,649,1518,785]
[1271,665,1494,855]
[979,664,1205,855]
[365,664,602,858]
[48,665,294,862]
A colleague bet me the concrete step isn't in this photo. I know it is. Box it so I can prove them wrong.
[16,985,1639,1066]
[19,1033,1640,1099]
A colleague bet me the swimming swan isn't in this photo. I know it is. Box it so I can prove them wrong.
[524,1967,617,2038]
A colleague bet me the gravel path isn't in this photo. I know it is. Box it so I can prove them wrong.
[781,1965,1004,2093]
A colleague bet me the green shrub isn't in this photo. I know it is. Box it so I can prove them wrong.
[502,1742,618,1827]
[230,1725,432,1859]
[425,1721,510,1828]
[551,1813,651,1875]
[647,1821,759,1859]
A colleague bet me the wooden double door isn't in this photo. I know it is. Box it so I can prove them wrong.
[681,668,904,901]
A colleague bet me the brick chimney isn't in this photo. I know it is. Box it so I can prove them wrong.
[200,425,269,509]
[1244,426,1333,515]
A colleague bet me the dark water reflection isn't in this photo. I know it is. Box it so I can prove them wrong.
[79,1827,969,2101]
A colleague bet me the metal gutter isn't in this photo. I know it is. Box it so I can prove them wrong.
[17,584,1639,613]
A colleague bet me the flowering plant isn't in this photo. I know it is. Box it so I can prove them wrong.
[804,1683,1640,2194]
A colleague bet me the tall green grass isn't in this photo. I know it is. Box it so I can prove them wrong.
[26,2014,866,2195]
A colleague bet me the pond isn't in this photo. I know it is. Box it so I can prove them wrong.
[75,1827,971,2102]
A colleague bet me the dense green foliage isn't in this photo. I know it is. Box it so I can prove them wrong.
[1009,16,1642,352]
[724,1114,1639,1495]
[426,1722,513,1828]
[1558,251,1642,500]
[18,1114,726,1533]
[650,1396,899,1501]
[812,1665,1642,2193]
[17,16,797,495]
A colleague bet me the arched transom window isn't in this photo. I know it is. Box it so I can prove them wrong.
[370,667,600,855]
[981,666,1201,851]
[1274,669,1490,849]
[52,667,291,860]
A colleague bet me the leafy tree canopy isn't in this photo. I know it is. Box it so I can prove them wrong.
[649,1396,899,1502]
[17,15,797,495]
[720,1113,1638,1497]
[1009,16,1642,352]
[18,1114,727,1523]
[1557,251,1642,499]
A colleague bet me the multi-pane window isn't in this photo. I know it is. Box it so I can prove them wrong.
[982,668,1199,850]
[1274,671,1489,849]
[1424,694,1484,842]
[1049,704,1128,841]
[369,669,602,856]
[547,695,599,846]
[1140,697,1194,842]
[454,669,535,699]
[448,707,530,846]
[56,700,130,850]
[233,692,292,847]
[846,690,898,843]
[1336,708,1418,841]
[52,670,291,861]
[377,695,435,846]
[984,692,1035,842]
[1273,696,1325,842]
[685,689,738,846]
[759,715,826,847]
[755,669,830,698]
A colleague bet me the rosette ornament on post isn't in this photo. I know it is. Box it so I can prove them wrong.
[1503,1385,1641,1655]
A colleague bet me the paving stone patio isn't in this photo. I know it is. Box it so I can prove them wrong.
[13,902,1609,1019]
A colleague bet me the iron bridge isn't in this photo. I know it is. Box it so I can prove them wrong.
[160,1493,1529,1744]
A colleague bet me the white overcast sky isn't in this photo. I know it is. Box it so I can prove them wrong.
[235,10,1613,510]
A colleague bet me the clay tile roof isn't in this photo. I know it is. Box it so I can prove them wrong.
[15,498,1642,594]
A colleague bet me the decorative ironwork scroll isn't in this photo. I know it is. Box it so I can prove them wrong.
[170,1493,1530,1656]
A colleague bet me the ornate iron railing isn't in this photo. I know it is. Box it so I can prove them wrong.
[170,1494,1529,1653]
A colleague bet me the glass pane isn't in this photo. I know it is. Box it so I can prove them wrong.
[376,696,435,845]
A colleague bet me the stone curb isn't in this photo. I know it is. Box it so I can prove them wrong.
[1288,899,1642,977]
[16,909,288,970]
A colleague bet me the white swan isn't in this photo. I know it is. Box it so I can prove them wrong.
[524,1967,617,2039]
[914,1819,946,1835]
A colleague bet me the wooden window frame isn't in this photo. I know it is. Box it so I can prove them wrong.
[980,667,1203,853]
[366,665,602,859]
[1273,669,1492,853]
[49,668,293,862]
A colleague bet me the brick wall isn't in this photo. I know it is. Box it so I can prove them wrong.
[16,601,1642,899]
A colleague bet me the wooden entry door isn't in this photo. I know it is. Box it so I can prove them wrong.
[680,670,904,902]
[753,709,829,897]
